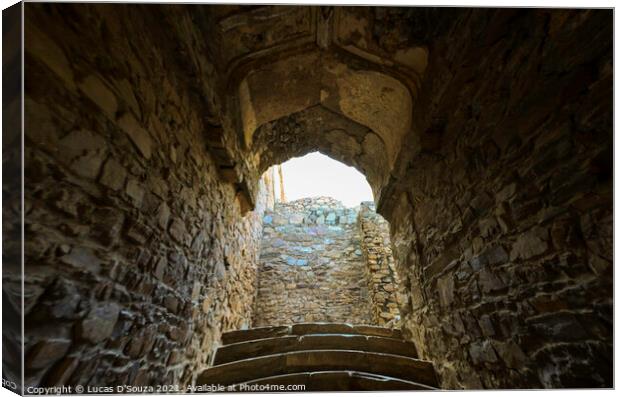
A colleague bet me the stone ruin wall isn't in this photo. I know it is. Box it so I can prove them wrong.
[358,203,402,327]
[385,9,613,389]
[18,5,275,389]
[10,4,612,391]
[252,197,401,327]
[253,197,369,326]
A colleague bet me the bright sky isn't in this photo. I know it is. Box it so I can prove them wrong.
[276,152,374,207]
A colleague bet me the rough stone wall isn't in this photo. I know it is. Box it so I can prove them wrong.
[2,3,24,393]
[358,203,401,327]
[253,197,372,326]
[382,9,613,389]
[22,4,270,389]
[17,4,613,391]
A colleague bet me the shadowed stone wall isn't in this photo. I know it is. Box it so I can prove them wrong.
[21,4,274,389]
[253,197,372,326]
[15,3,612,391]
[381,8,613,389]
[358,203,402,327]
[252,197,402,327]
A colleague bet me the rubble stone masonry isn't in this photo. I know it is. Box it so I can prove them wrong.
[19,5,275,388]
[384,9,613,388]
[358,203,402,327]
[253,197,401,327]
[11,3,612,391]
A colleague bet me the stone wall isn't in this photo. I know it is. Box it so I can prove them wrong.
[253,197,372,326]
[22,4,272,389]
[16,4,612,391]
[358,203,402,327]
[2,2,24,393]
[381,8,613,389]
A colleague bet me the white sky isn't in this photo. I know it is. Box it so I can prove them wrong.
[275,152,374,207]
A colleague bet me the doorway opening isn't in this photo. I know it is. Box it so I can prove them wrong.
[253,152,402,328]
[272,152,373,207]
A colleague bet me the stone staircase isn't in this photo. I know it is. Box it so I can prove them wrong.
[196,323,439,391]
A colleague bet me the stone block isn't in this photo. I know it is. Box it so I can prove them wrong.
[78,74,118,119]
[510,226,549,261]
[492,340,528,369]
[125,220,151,245]
[26,338,72,370]
[153,256,167,280]
[289,213,305,224]
[99,158,127,191]
[481,245,509,266]
[156,201,171,230]
[118,112,152,159]
[125,179,145,207]
[71,150,107,179]
[527,312,587,341]
[59,247,102,273]
[77,303,120,344]
[91,208,125,247]
[477,268,506,294]
[169,219,188,245]
[477,315,495,336]
[468,340,499,365]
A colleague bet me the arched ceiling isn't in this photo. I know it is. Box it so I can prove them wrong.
[209,6,429,82]
[251,105,391,203]
[204,5,430,211]
[239,55,412,170]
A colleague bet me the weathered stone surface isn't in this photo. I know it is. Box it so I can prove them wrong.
[77,74,118,119]
[25,339,72,370]
[199,349,438,388]
[510,227,549,261]
[437,274,455,308]
[253,197,374,326]
[492,340,527,370]
[99,158,127,191]
[77,303,121,344]
[215,334,417,365]
[117,113,152,159]
[91,208,125,247]
[222,322,403,346]
[18,3,611,391]
[169,219,188,246]
[358,203,402,326]
[156,202,171,230]
[468,340,499,366]
[125,179,145,207]
[477,268,506,294]
[527,312,588,341]
[222,326,291,345]
[59,247,102,273]
[383,7,612,390]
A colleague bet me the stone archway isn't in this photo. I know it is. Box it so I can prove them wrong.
[207,6,614,390]
[17,3,613,391]
[201,6,429,214]
[228,46,422,209]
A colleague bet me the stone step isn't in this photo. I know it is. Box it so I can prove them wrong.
[221,323,402,345]
[214,334,418,365]
[197,349,438,388]
[238,370,436,391]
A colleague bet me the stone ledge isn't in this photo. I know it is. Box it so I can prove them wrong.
[198,349,438,387]
[221,323,402,345]
[215,334,418,365]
